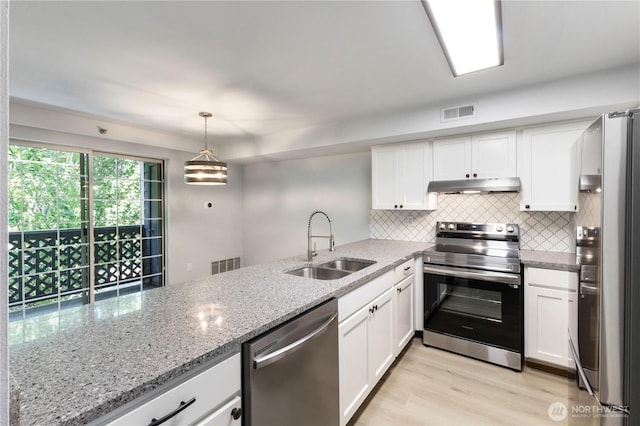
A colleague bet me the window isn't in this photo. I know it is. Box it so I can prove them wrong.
[8,144,166,320]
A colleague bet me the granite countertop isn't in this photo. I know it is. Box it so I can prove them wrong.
[520,249,580,272]
[9,239,428,426]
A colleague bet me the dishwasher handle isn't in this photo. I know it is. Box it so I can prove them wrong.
[253,313,337,370]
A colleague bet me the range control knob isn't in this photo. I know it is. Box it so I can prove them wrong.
[507,225,515,233]
[448,224,455,231]
[439,223,446,230]
[496,225,503,232]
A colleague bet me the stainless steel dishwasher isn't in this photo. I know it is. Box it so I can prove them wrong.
[242,298,339,426]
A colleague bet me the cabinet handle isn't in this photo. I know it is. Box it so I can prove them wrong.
[394,204,398,209]
[473,173,477,178]
[374,304,378,311]
[397,287,402,293]
[231,407,243,421]
[465,173,470,178]
[148,397,196,426]
[399,204,403,209]
[369,306,375,314]
[404,266,411,271]
[525,204,530,209]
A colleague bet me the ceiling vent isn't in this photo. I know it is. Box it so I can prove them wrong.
[441,103,476,122]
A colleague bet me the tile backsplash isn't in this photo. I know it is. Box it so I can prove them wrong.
[370,192,601,253]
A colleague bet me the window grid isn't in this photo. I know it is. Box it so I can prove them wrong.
[8,145,165,320]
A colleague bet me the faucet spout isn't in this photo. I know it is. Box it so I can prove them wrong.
[307,210,335,261]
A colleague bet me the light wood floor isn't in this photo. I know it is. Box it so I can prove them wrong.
[349,337,598,426]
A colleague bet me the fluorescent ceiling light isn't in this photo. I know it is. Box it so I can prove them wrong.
[422,0,503,76]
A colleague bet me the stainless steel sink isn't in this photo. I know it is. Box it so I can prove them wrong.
[318,258,376,272]
[285,266,351,280]
[286,258,376,280]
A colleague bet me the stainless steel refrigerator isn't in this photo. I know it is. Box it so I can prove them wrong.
[571,109,639,425]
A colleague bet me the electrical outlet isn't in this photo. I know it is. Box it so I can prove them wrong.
[204,201,213,209]
[186,262,193,271]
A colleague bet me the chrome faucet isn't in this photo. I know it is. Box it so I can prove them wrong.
[307,210,335,261]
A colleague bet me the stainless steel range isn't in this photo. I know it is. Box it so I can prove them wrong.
[423,222,523,371]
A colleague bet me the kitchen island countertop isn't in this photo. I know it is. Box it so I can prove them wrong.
[9,239,428,425]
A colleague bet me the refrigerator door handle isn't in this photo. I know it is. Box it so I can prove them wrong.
[579,282,599,296]
[569,332,595,396]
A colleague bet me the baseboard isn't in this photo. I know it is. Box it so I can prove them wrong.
[525,359,576,378]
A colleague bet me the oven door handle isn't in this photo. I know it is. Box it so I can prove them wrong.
[423,265,521,286]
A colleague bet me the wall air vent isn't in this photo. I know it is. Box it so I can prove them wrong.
[441,103,476,122]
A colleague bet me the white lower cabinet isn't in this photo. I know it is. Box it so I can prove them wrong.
[338,288,394,426]
[195,396,242,426]
[393,274,414,357]
[338,259,416,426]
[525,267,578,369]
[338,305,371,425]
[367,288,395,384]
[101,353,241,426]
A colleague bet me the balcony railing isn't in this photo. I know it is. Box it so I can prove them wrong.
[8,225,147,306]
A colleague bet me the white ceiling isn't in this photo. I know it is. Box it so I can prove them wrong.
[9,0,640,150]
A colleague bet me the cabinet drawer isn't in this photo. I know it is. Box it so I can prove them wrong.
[394,258,414,282]
[104,353,240,426]
[338,269,394,322]
[525,267,578,292]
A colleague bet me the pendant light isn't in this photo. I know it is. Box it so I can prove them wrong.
[184,112,228,185]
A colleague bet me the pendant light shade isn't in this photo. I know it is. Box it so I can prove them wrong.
[184,112,228,185]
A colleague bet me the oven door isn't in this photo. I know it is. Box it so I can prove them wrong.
[424,264,523,353]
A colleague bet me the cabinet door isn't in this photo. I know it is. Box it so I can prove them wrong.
[195,396,242,426]
[525,268,578,369]
[471,130,516,178]
[579,121,602,176]
[393,275,414,356]
[371,146,399,209]
[372,143,437,210]
[338,306,370,426]
[432,136,472,180]
[401,143,433,210]
[368,288,395,384]
[518,121,590,211]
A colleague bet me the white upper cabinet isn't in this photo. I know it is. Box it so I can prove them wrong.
[432,135,472,181]
[372,142,437,210]
[432,130,516,181]
[578,120,602,176]
[371,146,397,209]
[471,131,518,178]
[518,121,592,211]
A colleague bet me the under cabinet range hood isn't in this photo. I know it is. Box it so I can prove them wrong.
[427,177,521,194]
[579,174,602,192]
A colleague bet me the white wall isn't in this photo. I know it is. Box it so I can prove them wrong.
[9,102,244,284]
[167,159,243,281]
[242,152,371,266]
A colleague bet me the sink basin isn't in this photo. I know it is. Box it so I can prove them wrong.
[318,258,376,272]
[286,266,351,280]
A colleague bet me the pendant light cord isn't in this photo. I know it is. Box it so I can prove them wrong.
[203,114,209,151]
